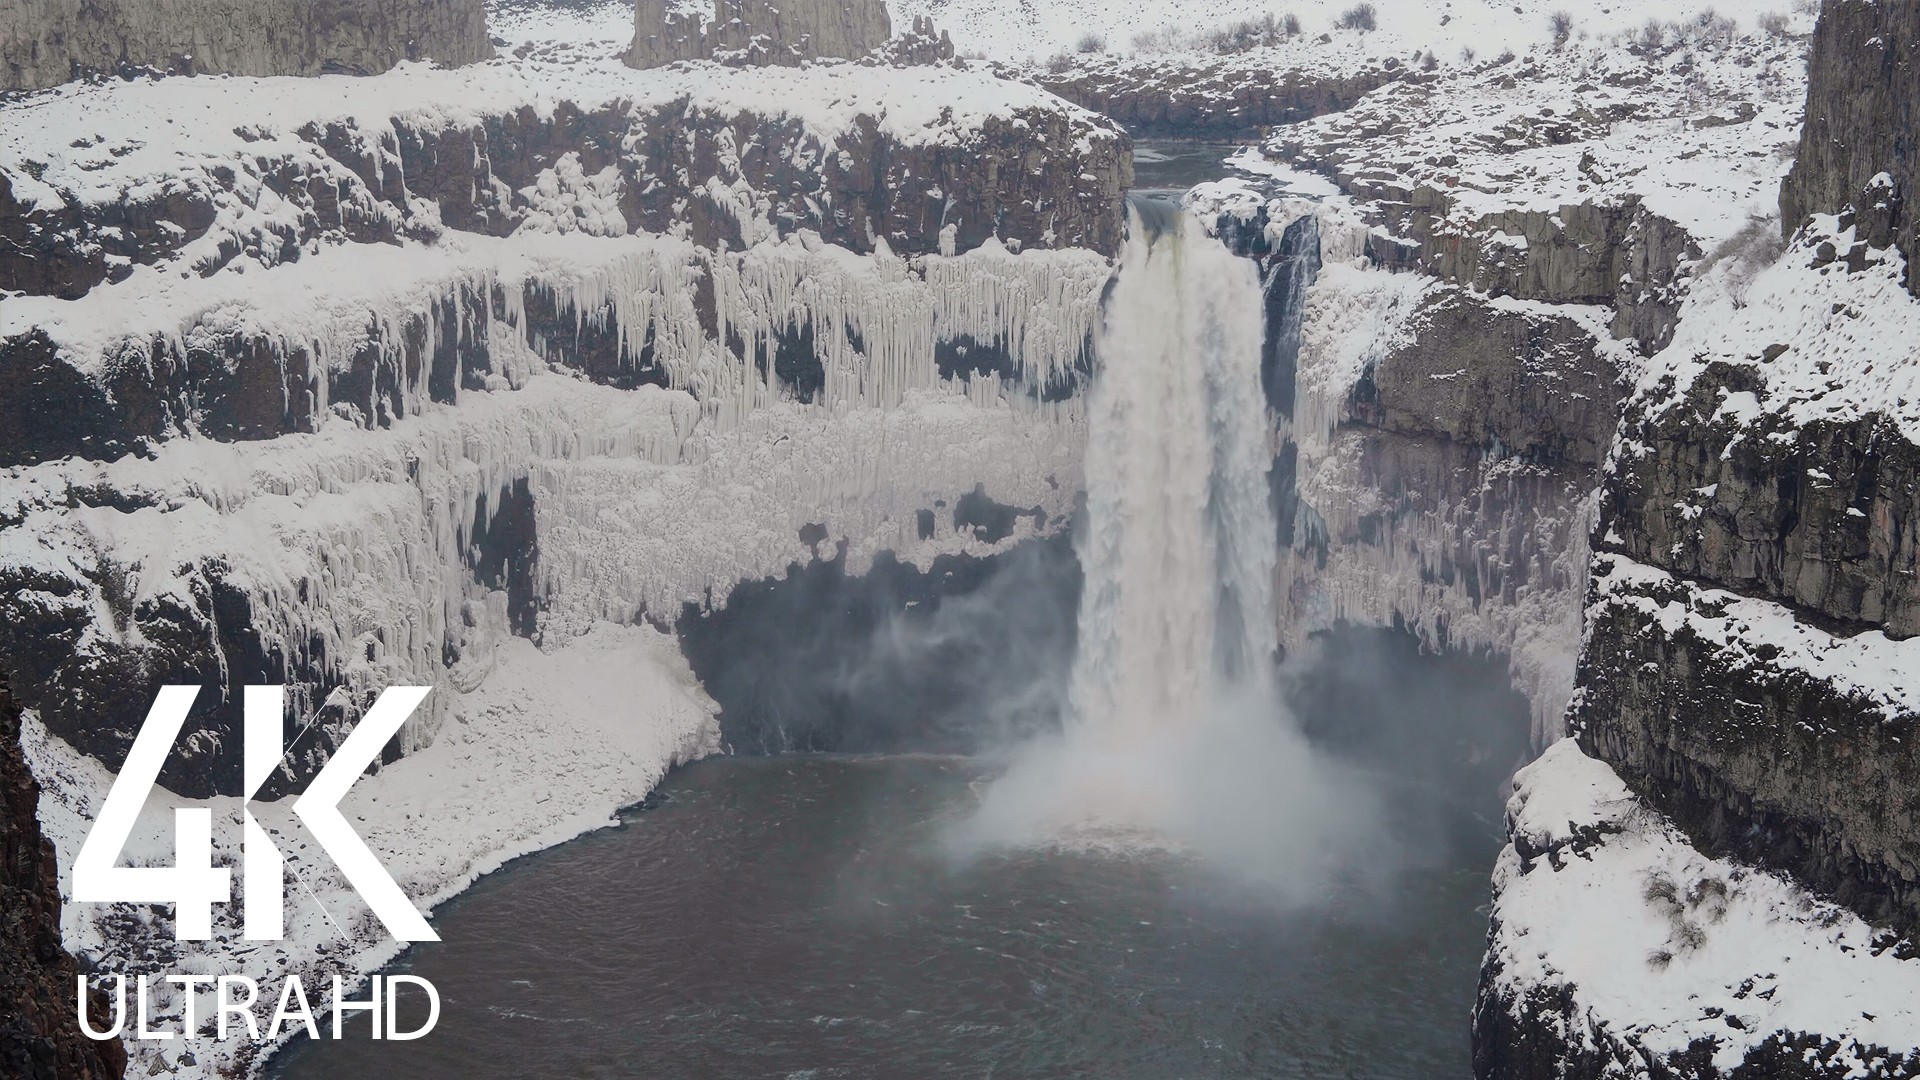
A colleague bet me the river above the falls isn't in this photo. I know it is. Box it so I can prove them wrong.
[268,747,1495,1080]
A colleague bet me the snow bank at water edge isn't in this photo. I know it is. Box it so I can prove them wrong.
[26,622,720,1080]
[1486,740,1920,1075]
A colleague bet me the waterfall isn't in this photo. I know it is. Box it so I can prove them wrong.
[1263,214,1322,419]
[953,201,1387,894]
[1068,198,1277,743]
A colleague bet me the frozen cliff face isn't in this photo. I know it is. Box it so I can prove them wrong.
[0,51,1121,802]
[1211,11,1920,1073]
[0,26,1122,1077]
[0,0,491,91]
[0,59,1129,466]
[0,679,125,1080]
[626,0,894,69]
[1780,0,1920,298]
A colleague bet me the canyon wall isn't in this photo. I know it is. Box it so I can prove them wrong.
[0,0,491,91]
[627,0,898,69]
[1201,16,1918,1076]
[1,680,124,1080]
[1780,0,1920,297]
[1033,54,1403,139]
[1571,0,1920,943]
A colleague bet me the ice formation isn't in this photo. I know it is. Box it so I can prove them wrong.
[0,217,1114,1080]
[2,230,1107,751]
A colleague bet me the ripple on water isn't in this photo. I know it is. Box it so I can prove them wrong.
[269,754,1487,1080]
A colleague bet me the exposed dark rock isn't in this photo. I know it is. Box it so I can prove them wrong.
[627,0,893,69]
[1209,204,1320,418]
[0,678,128,1080]
[1033,56,1403,139]
[1572,559,1920,935]
[952,483,1044,543]
[469,478,542,639]
[876,16,955,66]
[1358,286,1625,468]
[1386,192,1695,355]
[1780,0,1920,296]
[1603,371,1920,639]
[0,0,492,92]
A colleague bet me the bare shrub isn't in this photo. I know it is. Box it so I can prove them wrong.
[1698,214,1787,307]
[1696,8,1737,48]
[1549,10,1574,46]
[1130,26,1181,53]
[1075,31,1107,54]
[1758,11,1791,37]
[1336,3,1377,32]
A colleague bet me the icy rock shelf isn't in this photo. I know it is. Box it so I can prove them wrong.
[0,55,1130,300]
[0,226,1105,769]
[1,229,1109,454]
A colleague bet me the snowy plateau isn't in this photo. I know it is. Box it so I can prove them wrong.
[1,1,1918,1078]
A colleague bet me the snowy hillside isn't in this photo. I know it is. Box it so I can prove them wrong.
[894,0,1810,65]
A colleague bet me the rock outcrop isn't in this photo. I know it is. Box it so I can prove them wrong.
[1204,188,1623,740]
[1603,369,1920,639]
[1569,0,1920,939]
[0,0,491,91]
[0,679,126,1080]
[1576,558,1920,934]
[1780,0,1920,296]
[627,0,894,69]
[0,63,1130,467]
[0,56,1118,802]
[1033,54,1402,139]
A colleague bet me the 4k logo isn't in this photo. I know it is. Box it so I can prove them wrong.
[73,686,440,943]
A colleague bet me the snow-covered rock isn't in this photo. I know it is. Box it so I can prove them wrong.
[0,0,492,92]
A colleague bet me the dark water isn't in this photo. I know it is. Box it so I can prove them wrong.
[271,748,1493,1080]
[1131,142,1254,197]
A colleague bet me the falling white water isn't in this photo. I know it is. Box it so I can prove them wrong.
[1069,200,1277,740]
[955,202,1387,895]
